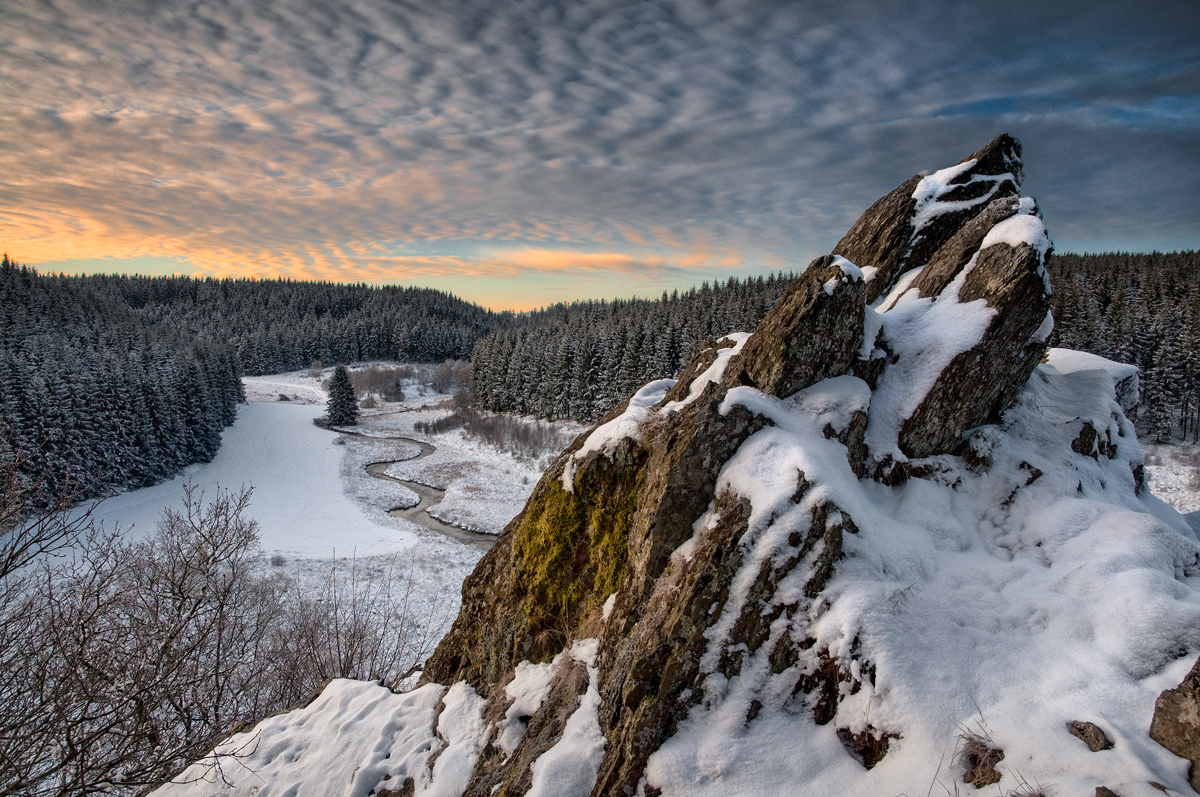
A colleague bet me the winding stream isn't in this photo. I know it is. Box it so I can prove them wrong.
[330,424,496,551]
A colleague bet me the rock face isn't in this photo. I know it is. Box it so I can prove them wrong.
[421,135,1063,795]
[1150,657,1200,792]
[721,255,865,399]
[833,133,1023,303]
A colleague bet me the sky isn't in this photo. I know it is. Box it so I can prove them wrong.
[2,0,1198,311]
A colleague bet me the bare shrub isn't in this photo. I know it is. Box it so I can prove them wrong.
[269,556,446,703]
[414,413,467,435]
[412,408,572,460]
[1,480,442,795]
[2,485,280,794]
[432,359,471,395]
[350,365,408,401]
[308,359,323,379]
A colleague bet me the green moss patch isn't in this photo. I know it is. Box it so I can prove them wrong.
[510,448,647,657]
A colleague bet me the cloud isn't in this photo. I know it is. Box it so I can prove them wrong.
[1,0,1198,292]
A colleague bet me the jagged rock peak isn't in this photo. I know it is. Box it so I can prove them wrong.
[833,133,1023,303]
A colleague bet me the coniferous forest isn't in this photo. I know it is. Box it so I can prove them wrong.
[468,274,797,420]
[468,252,1200,440]
[0,257,244,497]
[1048,251,1200,442]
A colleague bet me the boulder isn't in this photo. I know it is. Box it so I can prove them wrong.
[721,255,865,399]
[895,234,1052,459]
[1067,720,1114,752]
[1150,656,1200,793]
[904,194,1024,302]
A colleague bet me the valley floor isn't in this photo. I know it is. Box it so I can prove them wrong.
[85,365,583,649]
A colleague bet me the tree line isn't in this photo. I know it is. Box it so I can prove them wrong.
[0,257,243,498]
[466,252,1200,443]
[1048,251,1200,442]
[468,274,796,421]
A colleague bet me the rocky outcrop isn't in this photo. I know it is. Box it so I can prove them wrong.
[1150,657,1200,792]
[895,236,1052,459]
[408,136,1148,796]
[1068,720,1114,752]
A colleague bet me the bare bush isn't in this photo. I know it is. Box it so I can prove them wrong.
[414,413,468,435]
[269,556,445,704]
[2,485,279,794]
[1,480,443,795]
[350,365,408,401]
[413,408,572,460]
[432,359,471,395]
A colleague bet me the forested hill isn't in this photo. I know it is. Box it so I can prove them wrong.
[469,273,796,420]
[67,271,501,375]
[0,257,243,497]
[1048,250,1200,442]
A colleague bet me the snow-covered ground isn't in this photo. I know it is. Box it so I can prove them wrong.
[86,400,421,557]
[82,365,581,655]
[364,405,563,535]
[1145,439,1200,518]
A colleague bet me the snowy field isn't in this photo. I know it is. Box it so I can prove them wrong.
[1145,440,1200,519]
[86,400,421,557]
[80,365,582,642]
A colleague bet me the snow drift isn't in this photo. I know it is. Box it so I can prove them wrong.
[156,135,1200,797]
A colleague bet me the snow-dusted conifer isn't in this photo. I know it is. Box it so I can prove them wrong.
[326,365,358,426]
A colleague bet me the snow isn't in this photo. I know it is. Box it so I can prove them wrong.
[645,348,1200,795]
[1046,348,1140,413]
[1145,441,1200,516]
[981,211,1053,259]
[908,159,1016,241]
[83,401,421,558]
[373,405,550,535]
[1028,308,1055,345]
[863,254,998,462]
[830,255,864,281]
[824,256,864,295]
[495,655,563,756]
[421,682,488,797]
[526,639,606,797]
[562,378,677,492]
[601,592,618,620]
[156,679,446,797]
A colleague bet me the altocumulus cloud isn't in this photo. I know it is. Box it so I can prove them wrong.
[1,0,1198,301]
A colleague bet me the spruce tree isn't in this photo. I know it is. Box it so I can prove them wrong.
[326,365,358,426]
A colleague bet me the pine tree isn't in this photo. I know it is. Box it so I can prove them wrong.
[326,364,358,426]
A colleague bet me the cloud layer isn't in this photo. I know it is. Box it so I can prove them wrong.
[2,0,1198,305]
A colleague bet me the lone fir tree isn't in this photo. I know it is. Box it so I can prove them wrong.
[326,365,358,426]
